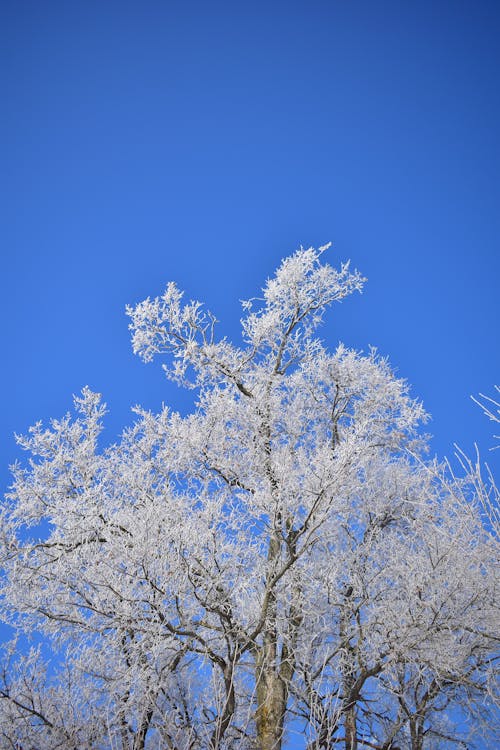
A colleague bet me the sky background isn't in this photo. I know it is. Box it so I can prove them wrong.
[1,2,499,511]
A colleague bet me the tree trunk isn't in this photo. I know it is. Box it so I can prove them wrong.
[255,646,287,750]
[133,707,153,750]
[210,664,236,750]
[344,704,357,750]
[339,590,357,750]
[409,717,423,750]
[255,529,287,750]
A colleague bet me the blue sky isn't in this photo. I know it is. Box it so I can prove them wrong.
[2,0,499,496]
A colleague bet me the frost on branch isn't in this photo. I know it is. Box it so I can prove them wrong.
[126,245,366,390]
[472,384,500,448]
[240,245,365,353]
[1,246,498,750]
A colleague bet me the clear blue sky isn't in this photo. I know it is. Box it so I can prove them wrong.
[2,0,499,496]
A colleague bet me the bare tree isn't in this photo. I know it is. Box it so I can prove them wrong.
[0,247,498,749]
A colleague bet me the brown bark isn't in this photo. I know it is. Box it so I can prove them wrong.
[339,589,357,750]
[133,707,154,750]
[255,531,287,750]
[344,704,357,750]
[209,663,236,750]
[254,532,302,750]
[409,718,423,750]
[255,654,287,750]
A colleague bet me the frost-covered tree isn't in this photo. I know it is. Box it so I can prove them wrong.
[472,386,500,449]
[0,247,498,750]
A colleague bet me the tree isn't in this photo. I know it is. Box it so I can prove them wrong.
[0,246,498,749]
[472,386,500,449]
